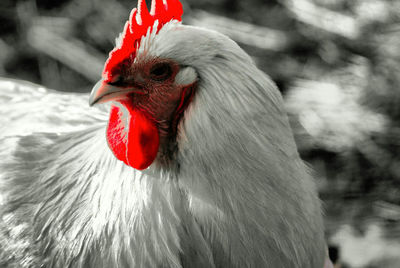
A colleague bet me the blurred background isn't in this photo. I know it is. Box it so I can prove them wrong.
[1,0,399,267]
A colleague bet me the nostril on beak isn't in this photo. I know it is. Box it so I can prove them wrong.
[88,79,147,106]
[89,80,124,106]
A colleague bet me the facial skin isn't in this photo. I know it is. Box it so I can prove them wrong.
[90,55,197,168]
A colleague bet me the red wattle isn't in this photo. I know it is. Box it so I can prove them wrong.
[107,105,128,164]
[106,104,159,170]
[126,107,160,170]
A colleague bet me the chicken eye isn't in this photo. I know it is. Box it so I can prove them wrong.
[149,63,172,81]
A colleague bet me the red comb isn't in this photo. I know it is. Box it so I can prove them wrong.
[102,0,183,81]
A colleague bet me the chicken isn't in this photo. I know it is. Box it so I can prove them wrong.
[0,0,328,267]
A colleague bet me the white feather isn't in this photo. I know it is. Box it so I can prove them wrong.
[145,23,326,267]
[0,20,326,268]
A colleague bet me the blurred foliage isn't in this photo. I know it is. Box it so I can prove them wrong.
[1,0,400,266]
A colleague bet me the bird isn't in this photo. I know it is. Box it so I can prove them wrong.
[0,0,330,267]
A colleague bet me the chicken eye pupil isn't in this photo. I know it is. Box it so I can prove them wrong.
[150,63,172,81]
[152,65,166,76]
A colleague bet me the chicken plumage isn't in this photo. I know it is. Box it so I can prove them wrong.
[0,0,327,267]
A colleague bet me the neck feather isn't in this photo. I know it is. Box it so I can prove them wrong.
[175,57,326,267]
[1,127,193,267]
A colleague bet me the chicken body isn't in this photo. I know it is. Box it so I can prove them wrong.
[0,15,325,268]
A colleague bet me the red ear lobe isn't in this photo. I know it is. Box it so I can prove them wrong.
[106,104,160,170]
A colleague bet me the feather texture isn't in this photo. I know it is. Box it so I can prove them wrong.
[0,17,326,268]
[0,79,108,137]
[0,79,212,268]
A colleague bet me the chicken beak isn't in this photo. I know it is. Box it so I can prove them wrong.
[89,80,128,106]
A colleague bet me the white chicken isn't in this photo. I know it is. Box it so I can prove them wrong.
[0,0,329,267]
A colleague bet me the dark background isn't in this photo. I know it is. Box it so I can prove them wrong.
[1,0,400,267]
